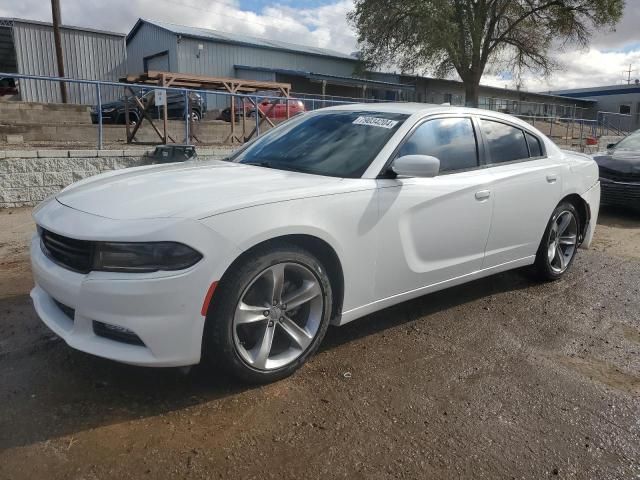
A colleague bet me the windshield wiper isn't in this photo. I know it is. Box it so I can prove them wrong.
[243,161,275,169]
[242,161,314,175]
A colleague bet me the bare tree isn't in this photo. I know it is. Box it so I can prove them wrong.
[348,0,625,106]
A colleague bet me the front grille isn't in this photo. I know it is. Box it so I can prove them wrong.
[601,181,640,208]
[41,229,93,273]
[599,166,640,184]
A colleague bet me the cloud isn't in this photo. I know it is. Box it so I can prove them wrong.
[1,0,639,92]
[0,0,357,54]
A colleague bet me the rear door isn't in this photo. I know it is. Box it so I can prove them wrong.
[374,115,495,300]
[477,117,563,267]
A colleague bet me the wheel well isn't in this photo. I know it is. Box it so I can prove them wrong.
[560,194,590,244]
[217,235,345,321]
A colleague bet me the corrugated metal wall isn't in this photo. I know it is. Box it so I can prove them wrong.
[176,36,356,78]
[125,23,359,110]
[126,23,177,75]
[176,35,357,109]
[12,21,127,104]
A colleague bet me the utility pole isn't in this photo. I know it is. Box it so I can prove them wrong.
[624,64,636,85]
[51,0,68,103]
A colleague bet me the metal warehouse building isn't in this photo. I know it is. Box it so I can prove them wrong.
[0,17,127,104]
[551,83,640,131]
[126,18,413,108]
[126,18,594,114]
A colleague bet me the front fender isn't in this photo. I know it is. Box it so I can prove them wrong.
[200,191,380,313]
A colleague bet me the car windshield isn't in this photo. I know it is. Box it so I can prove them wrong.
[615,131,640,151]
[231,110,408,178]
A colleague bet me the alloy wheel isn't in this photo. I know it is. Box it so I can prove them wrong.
[233,262,324,371]
[547,210,578,274]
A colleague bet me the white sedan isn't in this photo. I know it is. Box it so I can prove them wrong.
[30,104,600,382]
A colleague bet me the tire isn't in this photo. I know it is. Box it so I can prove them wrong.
[203,243,333,384]
[191,110,201,122]
[533,202,580,280]
[117,113,137,127]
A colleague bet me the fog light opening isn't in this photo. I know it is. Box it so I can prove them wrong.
[93,321,145,346]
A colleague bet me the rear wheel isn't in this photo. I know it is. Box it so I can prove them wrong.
[533,202,580,280]
[204,244,332,383]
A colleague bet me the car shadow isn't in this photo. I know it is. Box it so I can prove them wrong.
[598,206,640,228]
[0,267,534,451]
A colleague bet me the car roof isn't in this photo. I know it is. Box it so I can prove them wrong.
[322,102,518,119]
[321,102,545,132]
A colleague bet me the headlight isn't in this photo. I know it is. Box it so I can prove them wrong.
[93,242,202,273]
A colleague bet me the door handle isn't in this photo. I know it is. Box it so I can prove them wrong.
[546,174,558,183]
[475,190,491,201]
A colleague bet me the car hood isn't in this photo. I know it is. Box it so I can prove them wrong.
[593,150,640,174]
[55,160,353,220]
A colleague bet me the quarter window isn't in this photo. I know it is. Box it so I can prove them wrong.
[480,119,529,164]
[526,132,543,157]
[397,117,479,173]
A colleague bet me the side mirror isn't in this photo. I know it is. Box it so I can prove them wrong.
[392,155,440,178]
[606,143,617,150]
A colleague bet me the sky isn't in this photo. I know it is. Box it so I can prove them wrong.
[1,0,639,93]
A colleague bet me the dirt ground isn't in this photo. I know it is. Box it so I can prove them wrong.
[0,206,639,479]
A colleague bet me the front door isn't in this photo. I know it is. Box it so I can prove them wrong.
[374,116,494,301]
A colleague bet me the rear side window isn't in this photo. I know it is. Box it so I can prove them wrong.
[397,117,478,173]
[526,132,543,157]
[480,119,529,164]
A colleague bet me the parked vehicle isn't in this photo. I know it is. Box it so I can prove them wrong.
[218,98,305,122]
[31,104,600,383]
[592,131,640,209]
[0,77,18,96]
[91,89,205,125]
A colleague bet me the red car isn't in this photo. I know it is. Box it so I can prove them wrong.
[218,99,306,123]
[249,99,306,119]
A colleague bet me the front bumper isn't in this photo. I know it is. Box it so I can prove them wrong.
[580,181,601,249]
[599,177,640,208]
[90,111,118,124]
[30,200,241,367]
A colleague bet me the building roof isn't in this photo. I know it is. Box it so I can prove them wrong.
[0,17,125,37]
[234,65,415,90]
[550,84,640,98]
[128,18,357,62]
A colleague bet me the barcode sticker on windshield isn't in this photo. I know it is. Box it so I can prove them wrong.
[352,116,399,129]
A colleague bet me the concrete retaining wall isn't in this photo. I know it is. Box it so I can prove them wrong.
[0,147,235,208]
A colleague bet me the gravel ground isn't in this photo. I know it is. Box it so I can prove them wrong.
[0,206,639,479]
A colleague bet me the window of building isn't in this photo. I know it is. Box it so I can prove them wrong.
[619,104,631,115]
[397,117,479,173]
[480,119,529,164]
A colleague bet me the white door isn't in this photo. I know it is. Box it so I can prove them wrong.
[374,116,494,301]
[477,118,564,267]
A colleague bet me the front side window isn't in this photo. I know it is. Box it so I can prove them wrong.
[480,119,529,164]
[232,111,408,178]
[397,117,479,173]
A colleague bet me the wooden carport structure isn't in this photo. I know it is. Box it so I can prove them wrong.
[120,70,292,144]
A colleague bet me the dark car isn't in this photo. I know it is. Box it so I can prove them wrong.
[91,90,205,125]
[593,131,640,209]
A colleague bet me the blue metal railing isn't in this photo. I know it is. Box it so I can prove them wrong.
[0,72,368,150]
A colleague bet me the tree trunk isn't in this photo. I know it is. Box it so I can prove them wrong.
[464,81,480,108]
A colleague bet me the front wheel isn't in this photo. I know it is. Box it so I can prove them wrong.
[533,202,580,280]
[203,244,332,383]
